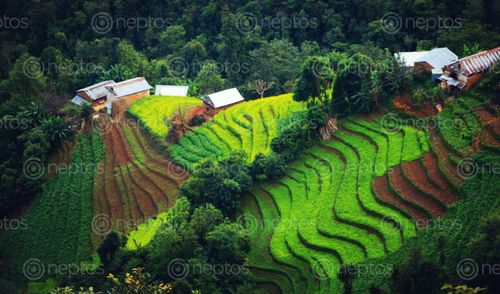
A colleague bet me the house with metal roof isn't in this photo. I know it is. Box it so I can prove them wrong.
[202,88,244,108]
[440,46,500,91]
[413,47,458,71]
[394,51,429,67]
[201,88,245,116]
[71,77,152,114]
[155,85,189,96]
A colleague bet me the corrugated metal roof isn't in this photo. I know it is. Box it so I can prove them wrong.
[456,47,500,76]
[71,95,90,106]
[202,88,244,108]
[155,85,189,96]
[414,47,458,69]
[77,80,115,92]
[106,77,152,98]
[77,80,115,100]
[394,51,429,67]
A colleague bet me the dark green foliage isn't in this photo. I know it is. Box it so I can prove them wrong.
[250,153,286,181]
[0,100,71,213]
[180,152,252,216]
[249,39,302,95]
[192,63,227,96]
[189,204,225,244]
[205,223,250,265]
[98,232,127,269]
[331,53,375,116]
[293,56,334,107]
[389,248,443,294]
[271,106,326,161]
[187,115,206,127]
[108,198,252,293]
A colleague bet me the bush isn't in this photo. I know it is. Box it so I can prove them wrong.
[271,106,325,161]
[250,153,286,181]
[188,115,206,127]
[180,152,253,216]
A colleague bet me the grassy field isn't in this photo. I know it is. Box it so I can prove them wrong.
[171,94,306,169]
[128,95,202,137]
[0,131,104,283]
[238,116,463,293]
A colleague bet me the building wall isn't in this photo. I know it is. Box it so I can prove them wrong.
[414,62,433,72]
[120,90,151,102]
[201,101,243,118]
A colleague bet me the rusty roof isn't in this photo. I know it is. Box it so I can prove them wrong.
[456,47,500,76]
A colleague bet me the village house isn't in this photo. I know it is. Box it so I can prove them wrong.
[394,51,429,67]
[201,88,245,116]
[154,85,189,96]
[412,47,458,72]
[71,77,152,114]
[440,46,500,91]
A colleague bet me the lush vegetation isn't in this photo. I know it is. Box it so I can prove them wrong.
[436,97,483,156]
[0,101,73,214]
[239,116,435,293]
[87,198,252,293]
[171,94,305,169]
[0,131,104,283]
[128,96,202,137]
[0,0,499,293]
[351,151,500,294]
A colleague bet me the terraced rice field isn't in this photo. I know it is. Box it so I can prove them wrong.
[0,132,104,281]
[238,117,462,293]
[92,115,187,245]
[171,94,306,169]
[128,95,202,137]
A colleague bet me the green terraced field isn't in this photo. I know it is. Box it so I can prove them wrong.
[238,117,430,293]
[171,94,306,169]
[0,131,104,282]
[129,95,203,137]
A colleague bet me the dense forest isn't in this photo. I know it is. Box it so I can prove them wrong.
[0,0,499,293]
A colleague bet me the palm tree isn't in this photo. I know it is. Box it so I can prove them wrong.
[19,102,47,126]
[41,116,71,145]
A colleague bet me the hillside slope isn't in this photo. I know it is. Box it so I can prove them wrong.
[239,116,463,293]
[171,94,306,169]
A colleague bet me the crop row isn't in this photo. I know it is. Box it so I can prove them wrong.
[92,117,184,245]
[240,117,436,293]
[128,95,202,137]
[0,132,104,282]
[171,94,306,169]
